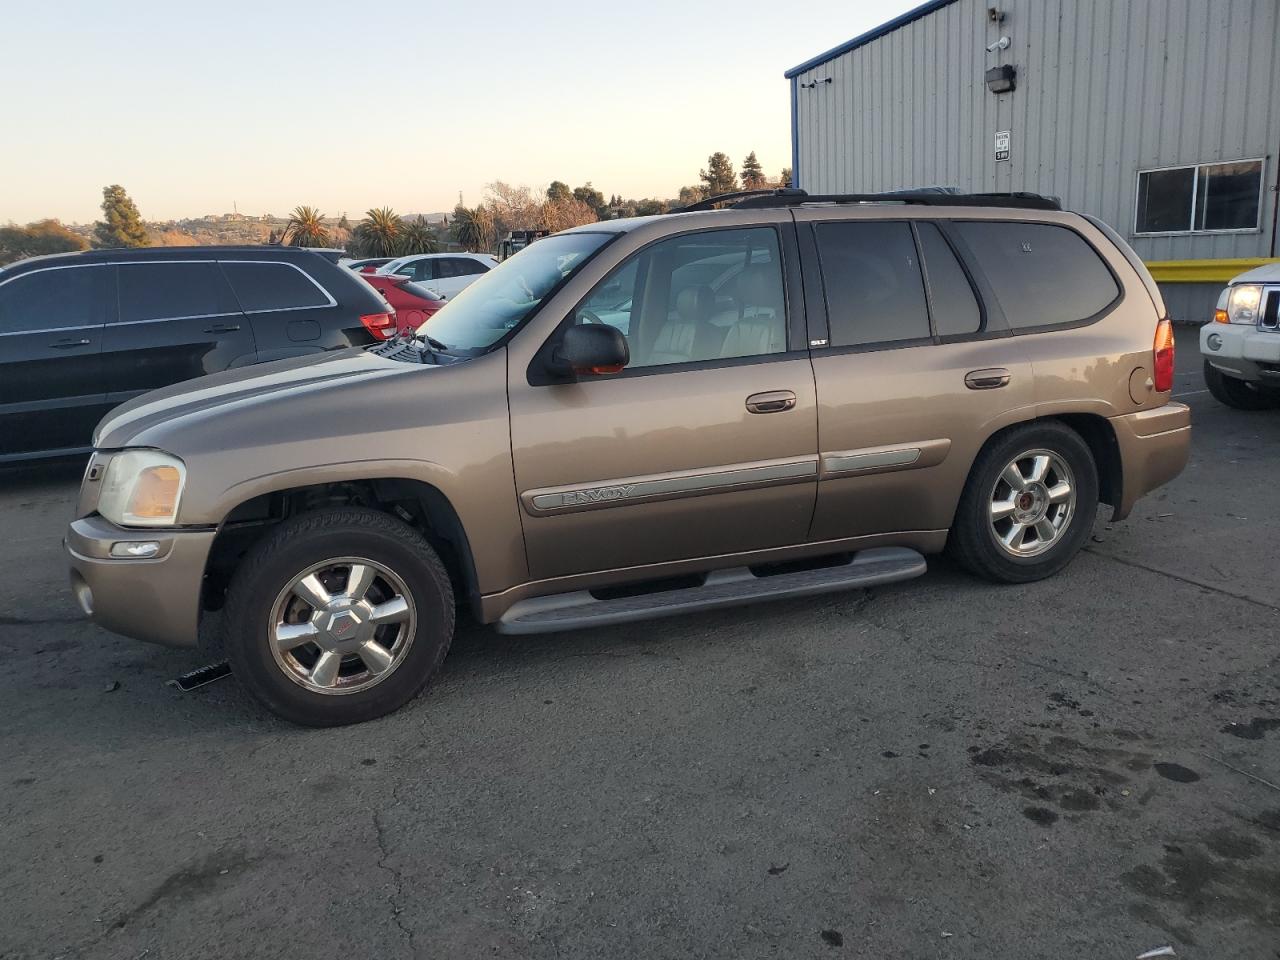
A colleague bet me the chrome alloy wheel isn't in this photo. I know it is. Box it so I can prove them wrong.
[988,449,1076,559]
[269,557,416,695]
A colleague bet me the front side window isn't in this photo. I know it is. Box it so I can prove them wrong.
[815,221,930,348]
[421,232,612,352]
[572,227,787,369]
[1136,159,1264,234]
[117,262,238,323]
[954,221,1119,330]
[221,262,330,312]
[0,266,106,334]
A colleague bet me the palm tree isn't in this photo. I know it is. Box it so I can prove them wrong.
[284,206,330,247]
[452,205,495,253]
[399,215,439,256]
[354,207,403,257]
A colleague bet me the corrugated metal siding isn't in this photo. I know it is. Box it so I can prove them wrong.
[793,0,1280,262]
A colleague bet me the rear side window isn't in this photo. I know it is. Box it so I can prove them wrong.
[814,221,930,347]
[118,262,239,322]
[953,222,1119,329]
[220,262,330,312]
[0,266,107,333]
[453,258,488,276]
[916,223,981,337]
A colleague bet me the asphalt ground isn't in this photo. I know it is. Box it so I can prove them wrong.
[2,342,1278,959]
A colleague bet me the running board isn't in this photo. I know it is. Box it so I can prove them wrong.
[495,547,926,635]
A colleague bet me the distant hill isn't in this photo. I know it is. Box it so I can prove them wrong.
[64,210,450,248]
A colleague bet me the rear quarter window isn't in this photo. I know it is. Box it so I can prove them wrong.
[953,221,1120,330]
[220,261,331,312]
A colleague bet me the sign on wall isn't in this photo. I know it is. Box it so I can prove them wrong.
[994,130,1011,162]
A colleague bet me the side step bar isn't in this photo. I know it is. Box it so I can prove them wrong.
[496,547,926,635]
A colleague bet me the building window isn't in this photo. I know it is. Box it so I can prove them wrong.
[1135,159,1265,235]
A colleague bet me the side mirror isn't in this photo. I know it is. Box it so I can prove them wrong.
[549,324,629,378]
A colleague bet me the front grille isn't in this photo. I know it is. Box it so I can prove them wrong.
[1261,289,1280,330]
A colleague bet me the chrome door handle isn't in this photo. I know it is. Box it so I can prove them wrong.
[204,323,241,333]
[964,368,1010,390]
[746,390,797,414]
[49,338,92,349]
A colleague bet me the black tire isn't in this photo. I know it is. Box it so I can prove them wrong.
[948,421,1099,584]
[224,507,455,727]
[1203,359,1279,410]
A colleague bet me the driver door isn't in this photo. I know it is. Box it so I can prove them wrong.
[507,223,819,581]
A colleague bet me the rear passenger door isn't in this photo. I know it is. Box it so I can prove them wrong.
[794,213,1035,541]
[220,260,339,361]
[0,264,112,457]
[103,261,255,405]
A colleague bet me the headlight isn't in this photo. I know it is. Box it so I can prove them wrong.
[1226,284,1263,324]
[98,450,187,528]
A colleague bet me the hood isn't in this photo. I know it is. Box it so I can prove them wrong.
[1230,261,1280,286]
[94,348,420,449]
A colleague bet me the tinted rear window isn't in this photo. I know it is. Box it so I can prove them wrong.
[953,222,1119,329]
[118,262,239,323]
[0,266,108,333]
[221,261,331,312]
[916,223,981,337]
[814,221,930,347]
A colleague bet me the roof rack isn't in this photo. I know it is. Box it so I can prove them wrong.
[679,187,1061,213]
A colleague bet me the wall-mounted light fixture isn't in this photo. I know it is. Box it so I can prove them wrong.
[985,64,1016,94]
[800,78,833,90]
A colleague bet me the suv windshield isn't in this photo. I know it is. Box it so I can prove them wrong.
[419,232,612,351]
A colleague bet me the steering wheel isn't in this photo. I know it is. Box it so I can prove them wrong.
[578,309,604,325]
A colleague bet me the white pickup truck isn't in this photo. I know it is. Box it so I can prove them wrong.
[1200,261,1280,409]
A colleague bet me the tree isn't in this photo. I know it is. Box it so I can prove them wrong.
[546,181,572,203]
[779,167,792,188]
[354,207,403,257]
[337,213,350,232]
[677,185,705,207]
[399,215,439,255]
[634,198,669,217]
[741,151,766,190]
[266,229,280,244]
[451,205,495,253]
[542,196,598,232]
[93,184,149,249]
[572,183,607,218]
[699,152,737,197]
[284,205,331,247]
[0,219,89,266]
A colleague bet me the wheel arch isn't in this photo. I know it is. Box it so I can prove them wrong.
[202,476,482,619]
[959,412,1121,523]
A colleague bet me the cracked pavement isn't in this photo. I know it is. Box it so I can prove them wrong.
[2,345,1278,958]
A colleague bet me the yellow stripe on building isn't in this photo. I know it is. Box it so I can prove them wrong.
[1144,258,1279,283]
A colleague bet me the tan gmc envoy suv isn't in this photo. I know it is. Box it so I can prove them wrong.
[66,190,1191,726]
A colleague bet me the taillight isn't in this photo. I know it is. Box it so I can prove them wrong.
[360,312,396,340]
[1153,318,1175,393]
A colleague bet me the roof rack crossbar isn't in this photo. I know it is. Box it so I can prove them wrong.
[675,188,808,213]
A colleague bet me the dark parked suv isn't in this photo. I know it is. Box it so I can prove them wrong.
[0,246,392,462]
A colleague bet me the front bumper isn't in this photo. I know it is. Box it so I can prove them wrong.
[1199,321,1280,383]
[66,515,215,648]
[1109,402,1191,521]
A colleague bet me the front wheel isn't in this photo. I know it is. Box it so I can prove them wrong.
[1203,359,1279,410]
[948,422,1099,584]
[224,508,455,726]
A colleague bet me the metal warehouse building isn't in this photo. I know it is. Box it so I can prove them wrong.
[786,0,1280,320]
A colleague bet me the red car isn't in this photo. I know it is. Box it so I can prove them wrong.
[358,273,446,336]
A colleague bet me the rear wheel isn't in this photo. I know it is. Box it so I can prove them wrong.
[1203,359,1280,410]
[224,508,454,726]
[948,422,1098,583]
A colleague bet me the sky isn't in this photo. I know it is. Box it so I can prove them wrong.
[1,0,918,224]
